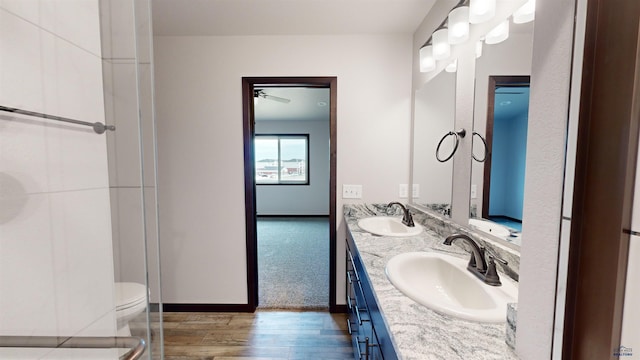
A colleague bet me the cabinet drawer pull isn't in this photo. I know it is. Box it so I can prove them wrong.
[355,304,369,325]
[352,336,363,360]
[355,279,367,306]
[346,318,353,335]
[348,250,360,281]
[347,270,358,284]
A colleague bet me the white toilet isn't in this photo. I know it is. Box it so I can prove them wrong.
[115,282,148,336]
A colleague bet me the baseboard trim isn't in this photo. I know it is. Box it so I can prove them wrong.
[163,303,254,312]
[331,304,348,313]
[256,214,330,218]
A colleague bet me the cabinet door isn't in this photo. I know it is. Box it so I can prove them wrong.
[368,338,384,360]
[354,327,384,360]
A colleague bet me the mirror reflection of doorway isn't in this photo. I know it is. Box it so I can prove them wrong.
[482,76,531,232]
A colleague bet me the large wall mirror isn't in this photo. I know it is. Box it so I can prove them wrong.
[470,21,535,247]
[412,69,456,216]
[408,0,534,250]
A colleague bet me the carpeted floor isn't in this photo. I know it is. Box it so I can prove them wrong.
[257,217,329,310]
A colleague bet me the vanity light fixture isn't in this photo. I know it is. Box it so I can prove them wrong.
[432,28,451,60]
[419,45,436,72]
[445,59,458,73]
[469,0,496,24]
[448,5,470,45]
[513,0,535,24]
[485,19,509,44]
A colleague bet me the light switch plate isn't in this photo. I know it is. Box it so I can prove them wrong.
[471,184,477,199]
[343,184,363,199]
[399,184,408,198]
[412,184,420,198]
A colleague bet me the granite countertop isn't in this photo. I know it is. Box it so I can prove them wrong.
[344,204,518,360]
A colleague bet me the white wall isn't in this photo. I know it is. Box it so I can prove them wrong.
[552,0,587,356]
[516,0,577,358]
[255,119,330,216]
[0,0,117,355]
[621,139,640,351]
[154,34,413,304]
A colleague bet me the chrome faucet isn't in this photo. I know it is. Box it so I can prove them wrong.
[443,233,508,286]
[387,202,415,227]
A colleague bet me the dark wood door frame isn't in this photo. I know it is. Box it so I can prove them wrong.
[561,0,640,358]
[482,75,530,219]
[242,76,338,312]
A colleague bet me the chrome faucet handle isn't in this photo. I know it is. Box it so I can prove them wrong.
[403,210,415,227]
[484,246,508,265]
[484,258,503,286]
[483,247,507,286]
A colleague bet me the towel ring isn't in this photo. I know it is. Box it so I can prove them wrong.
[472,131,489,162]
[436,129,466,163]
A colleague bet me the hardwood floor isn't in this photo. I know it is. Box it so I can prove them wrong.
[159,311,353,360]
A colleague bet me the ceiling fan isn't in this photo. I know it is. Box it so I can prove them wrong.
[254,89,291,104]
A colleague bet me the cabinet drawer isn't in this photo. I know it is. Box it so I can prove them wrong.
[346,235,395,360]
[352,321,381,360]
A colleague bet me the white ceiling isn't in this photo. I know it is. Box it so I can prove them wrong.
[254,87,330,122]
[152,0,437,36]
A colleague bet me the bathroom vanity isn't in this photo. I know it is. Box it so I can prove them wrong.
[344,204,518,360]
[347,237,395,360]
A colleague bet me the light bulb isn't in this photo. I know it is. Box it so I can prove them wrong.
[513,0,535,24]
[485,19,509,45]
[448,6,470,45]
[445,59,458,73]
[469,0,496,24]
[419,45,436,72]
[432,29,450,60]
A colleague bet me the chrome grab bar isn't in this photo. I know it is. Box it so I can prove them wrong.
[0,105,116,134]
[0,336,146,360]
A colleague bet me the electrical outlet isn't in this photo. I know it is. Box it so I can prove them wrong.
[399,184,408,198]
[471,184,477,199]
[342,184,363,199]
[412,184,420,198]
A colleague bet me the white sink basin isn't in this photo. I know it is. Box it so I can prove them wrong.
[469,218,512,237]
[357,216,423,237]
[385,252,517,323]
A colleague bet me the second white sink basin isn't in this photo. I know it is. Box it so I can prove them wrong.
[469,218,512,238]
[385,252,517,323]
[357,216,423,237]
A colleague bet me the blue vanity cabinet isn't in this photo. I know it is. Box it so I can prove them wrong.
[346,232,398,360]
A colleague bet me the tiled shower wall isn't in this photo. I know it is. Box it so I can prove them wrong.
[0,1,117,357]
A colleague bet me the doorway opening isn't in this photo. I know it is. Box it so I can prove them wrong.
[483,75,530,232]
[242,77,338,312]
